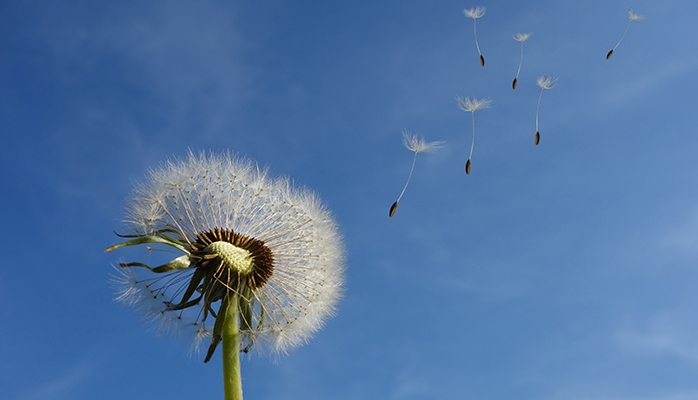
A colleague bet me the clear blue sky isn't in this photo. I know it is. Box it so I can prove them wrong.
[2,1,698,399]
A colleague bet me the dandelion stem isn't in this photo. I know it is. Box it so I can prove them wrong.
[609,20,632,56]
[222,294,243,400]
[473,19,484,65]
[535,87,544,134]
[396,151,418,204]
[514,41,524,85]
[469,112,476,161]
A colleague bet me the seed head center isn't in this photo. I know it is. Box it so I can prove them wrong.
[204,241,255,275]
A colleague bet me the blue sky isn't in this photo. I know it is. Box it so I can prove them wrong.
[2,1,698,399]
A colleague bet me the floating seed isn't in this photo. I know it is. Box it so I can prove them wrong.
[389,201,398,218]
[479,54,485,66]
[607,9,644,60]
[465,159,472,174]
[534,131,540,145]
[512,77,518,90]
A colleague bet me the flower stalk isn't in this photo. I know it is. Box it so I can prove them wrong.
[222,293,243,400]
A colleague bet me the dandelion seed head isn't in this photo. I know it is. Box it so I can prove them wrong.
[537,75,559,90]
[456,95,492,112]
[109,150,345,357]
[402,130,444,154]
[464,6,485,19]
[628,8,645,22]
[513,33,531,42]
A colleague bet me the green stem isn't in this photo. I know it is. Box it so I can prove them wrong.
[222,294,243,400]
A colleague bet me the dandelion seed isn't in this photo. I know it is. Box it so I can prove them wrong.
[535,75,558,145]
[390,131,443,217]
[512,33,531,89]
[464,6,486,66]
[606,8,645,59]
[456,96,491,174]
[106,151,345,399]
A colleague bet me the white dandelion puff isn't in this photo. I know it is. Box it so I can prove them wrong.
[535,75,559,145]
[106,150,345,399]
[390,131,444,217]
[464,6,486,66]
[456,96,491,174]
[512,33,531,89]
[607,8,645,59]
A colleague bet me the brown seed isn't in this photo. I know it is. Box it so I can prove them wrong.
[389,201,398,217]
[465,159,472,174]
[534,131,540,145]
[606,49,614,59]
[479,54,485,66]
[512,77,518,90]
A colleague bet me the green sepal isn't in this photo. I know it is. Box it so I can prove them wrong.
[105,233,189,254]
[119,255,192,273]
[165,267,207,310]
[165,295,202,311]
[204,293,231,363]
[239,284,254,333]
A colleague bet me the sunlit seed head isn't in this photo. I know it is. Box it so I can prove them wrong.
[402,130,444,154]
[456,96,492,112]
[464,6,485,19]
[107,151,345,358]
[537,75,559,90]
[513,33,531,42]
[628,8,645,22]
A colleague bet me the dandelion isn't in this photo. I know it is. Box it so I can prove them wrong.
[512,33,531,89]
[535,75,559,145]
[389,131,443,217]
[464,6,486,66]
[606,8,645,59]
[105,151,345,400]
[456,96,491,174]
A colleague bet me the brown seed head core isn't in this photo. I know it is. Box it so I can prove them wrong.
[192,228,274,290]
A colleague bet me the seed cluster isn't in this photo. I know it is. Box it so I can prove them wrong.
[193,228,274,290]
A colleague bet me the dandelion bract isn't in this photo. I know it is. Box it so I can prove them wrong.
[106,151,345,399]
[606,8,645,59]
[390,131,443,217]
[464,6,486,66]
[456,96,491,174]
